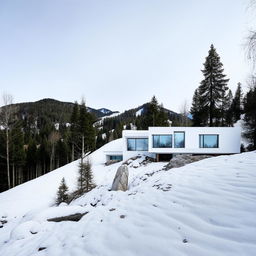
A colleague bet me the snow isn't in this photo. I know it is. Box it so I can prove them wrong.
[94,112,120,127]
[135,108,143,117]
[0,140,256,256]
[98,108,112,115]
[234,118,250,147]
[54,123,59,130]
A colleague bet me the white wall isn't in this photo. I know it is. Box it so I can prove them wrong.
[121,127,241,160]
[122,130,155,160]
[148,127,241,154]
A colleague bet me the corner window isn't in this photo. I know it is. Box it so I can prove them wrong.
[174,132,185,148]
[127,138,148,151]
[153,135,172,148]
[199,135,219,148]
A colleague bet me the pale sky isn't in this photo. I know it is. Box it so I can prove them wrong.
[0,0,253,112]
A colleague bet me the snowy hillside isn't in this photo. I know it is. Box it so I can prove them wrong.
[0,141,256,256]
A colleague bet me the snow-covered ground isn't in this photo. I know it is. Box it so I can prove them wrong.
[0,140,256,256]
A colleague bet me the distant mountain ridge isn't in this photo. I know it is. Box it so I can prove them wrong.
[1,98,184,134]
[4,98,116,124]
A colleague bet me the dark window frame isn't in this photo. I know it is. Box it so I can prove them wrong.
[199,134,219,148]
[174,131,185,148]
[127,138,148,151]
[152,134,172,148]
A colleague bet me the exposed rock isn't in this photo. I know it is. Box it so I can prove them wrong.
[105,160,120,166]
[163,154,212,170]
[47,212,88,222]
[111,165,129,191]
[38,247,47,251]
[120,215,126,219]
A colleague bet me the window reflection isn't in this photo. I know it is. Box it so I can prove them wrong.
[174,132,185,148]
[127,138,148,151]
[199,135,219,148]
[153,135,172,148]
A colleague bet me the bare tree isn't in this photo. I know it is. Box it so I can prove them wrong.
[246,1,256,70]
[179,100,191,126]
[0,93,14,189]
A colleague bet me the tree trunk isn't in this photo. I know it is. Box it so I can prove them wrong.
[12,163,15,188]
[50,145,55,171]
[6,129,11,189]
[71,143,74,162]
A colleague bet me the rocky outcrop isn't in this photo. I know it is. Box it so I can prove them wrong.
[111,165,129,191]
[47,212,88,222]
[163,154,212,170]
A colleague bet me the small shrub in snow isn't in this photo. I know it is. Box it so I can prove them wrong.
[56,178,69,205]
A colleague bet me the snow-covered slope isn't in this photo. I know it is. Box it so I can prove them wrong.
[0,142,255,256]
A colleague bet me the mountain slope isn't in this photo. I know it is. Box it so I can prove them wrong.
[10,98,116,124]
[0,143,255,256]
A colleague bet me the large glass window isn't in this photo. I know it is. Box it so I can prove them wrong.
[199,135,219,148]
[153,135,172,148]
[127,138,148,151]
[127,138,136,151]
[174,132,185,148]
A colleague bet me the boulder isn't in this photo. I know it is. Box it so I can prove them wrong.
[111,165,129,191]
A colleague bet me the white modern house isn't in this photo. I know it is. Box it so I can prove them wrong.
[104,127,241,162]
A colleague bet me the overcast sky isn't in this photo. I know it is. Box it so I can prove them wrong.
[0,0,253,112]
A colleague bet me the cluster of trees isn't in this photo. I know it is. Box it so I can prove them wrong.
[190,44,240,127]
[0,98,96,192]
[243,78,256,149]
[190,44,256,149]
[56,159,95,205]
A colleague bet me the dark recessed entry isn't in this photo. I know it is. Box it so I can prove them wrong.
[157,154,173,162]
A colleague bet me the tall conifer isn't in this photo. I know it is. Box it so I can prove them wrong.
[198,44,229,126]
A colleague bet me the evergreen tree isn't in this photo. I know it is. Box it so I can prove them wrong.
[141,96,169,128]
[223,89,234,127]
[26,139,38,180]
[232,82,243,122]
[79,99,96,153]
[243,85,256,149]
[56,177,69,205]
[190,89,206,126]
[158,104,169,126]
[198,44,229,126]
[70,101,80,161]
[77,159,95,195]
[10,123,25,187]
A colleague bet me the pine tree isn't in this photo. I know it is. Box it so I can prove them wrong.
[79,99,96,153]
[232,82,243,122]
[243,85,256,149]
[190,89,204,126]
[10,123,25,187]
[77,159,95,195]
[56,177,69,205]
[223,89,234,127]
[198,44,229,126]
[141,96,169,128]
[70,101,80,161]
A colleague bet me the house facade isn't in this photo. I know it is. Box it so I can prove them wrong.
[105,126,241,162]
